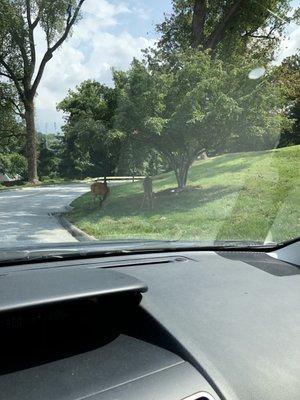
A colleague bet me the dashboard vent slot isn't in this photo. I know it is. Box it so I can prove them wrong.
[96,256,189,269]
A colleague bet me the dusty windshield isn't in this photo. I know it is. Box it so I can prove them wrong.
[0,0,299,253]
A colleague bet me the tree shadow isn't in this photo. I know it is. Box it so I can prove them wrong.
[154,151,263,187]
[78,184,239,221]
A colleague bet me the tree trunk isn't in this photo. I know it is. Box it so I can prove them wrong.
[192,0,206,48]
[24,100,39,183]
[176,163,190,189]
[204,0,244,51]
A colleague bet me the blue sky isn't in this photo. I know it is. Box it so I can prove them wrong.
[35,0,299,133]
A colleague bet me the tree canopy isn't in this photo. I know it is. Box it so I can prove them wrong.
[114,51,288,188]
[0,0,86,182]
[57,80,124,179]
[153,0,298,59]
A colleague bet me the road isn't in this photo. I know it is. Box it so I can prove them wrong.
[0,184,90,248]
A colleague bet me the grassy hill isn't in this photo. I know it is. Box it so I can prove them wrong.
[68,145,300,244]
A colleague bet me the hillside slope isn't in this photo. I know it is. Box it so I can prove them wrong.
[68,145,300,244]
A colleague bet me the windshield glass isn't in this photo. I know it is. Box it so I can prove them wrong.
[0,0,299,256]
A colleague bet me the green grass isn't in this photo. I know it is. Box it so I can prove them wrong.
[68,145,300,243]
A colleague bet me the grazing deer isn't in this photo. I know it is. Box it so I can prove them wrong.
[91,178,110,207]
[140,176,154,210]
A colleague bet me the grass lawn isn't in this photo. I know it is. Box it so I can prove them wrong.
[68,145,300,244]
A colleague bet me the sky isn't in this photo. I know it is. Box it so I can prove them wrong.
[34,0,300,133]
[35,0,173,133]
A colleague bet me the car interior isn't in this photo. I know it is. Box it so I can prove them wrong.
[0,239,299,400]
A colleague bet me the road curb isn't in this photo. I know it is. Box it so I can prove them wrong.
[53,213,97,242]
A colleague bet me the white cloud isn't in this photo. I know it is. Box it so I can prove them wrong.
[131,5,152,21]
[34,0,155,132]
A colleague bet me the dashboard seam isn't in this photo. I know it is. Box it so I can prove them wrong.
[73,360,185,400]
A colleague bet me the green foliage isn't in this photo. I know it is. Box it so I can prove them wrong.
[58,81,124,179]
[0,83,26,178]
[114,51,287,187]
[151,0,296,62]
[0,152,27,177]
[37,133,62,179]
[37,0,81,44]
[58,79,169,178]
[58,80,117,128]
[276,53,300,147]
[0,82,24,149]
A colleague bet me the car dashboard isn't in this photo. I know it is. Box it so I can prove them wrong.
[0,242,299,400]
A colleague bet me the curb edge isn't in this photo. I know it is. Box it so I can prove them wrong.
[53,212,97,242]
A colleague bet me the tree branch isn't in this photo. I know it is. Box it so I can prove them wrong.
[25,0,32,26]
[25,0,36,74]
[205,0,244,50]
[50,0,85,53]
[10,99,25,118]
[248,33,276,39]
[0,58,24,100]
[13,33,30,74]
[244,24,278,40]
[192,0,206,48]
[0,86,25,118]
[31,16,40,29]
[0,71,14,80]
[31,0,86,96]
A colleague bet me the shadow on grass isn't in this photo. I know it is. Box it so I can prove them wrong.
[72,183,239,222]
[154,152,261,187]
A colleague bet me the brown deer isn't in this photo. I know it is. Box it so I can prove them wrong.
[91,178,110,207]
[140,176,154,210]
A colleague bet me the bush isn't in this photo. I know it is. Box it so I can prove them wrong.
[0,153,27,178]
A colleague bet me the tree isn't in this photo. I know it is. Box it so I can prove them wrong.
[0,0,86,183]
[37,133,62,179]
[276,54,300,146]
[0,81,27,178]
[115,53,288,189]
[0,153,27,178]
[152,0,297,61]
[0,82,25,146]
[58,80,124,179]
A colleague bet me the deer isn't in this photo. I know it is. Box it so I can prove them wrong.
[91,177,110,207]
[140,176,154,210]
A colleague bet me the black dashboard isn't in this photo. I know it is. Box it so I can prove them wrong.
[0,242,299,400]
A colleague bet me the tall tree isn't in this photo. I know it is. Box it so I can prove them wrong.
[0,0,86,183]
[150,0,297,62]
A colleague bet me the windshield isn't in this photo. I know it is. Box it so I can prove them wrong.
[0,0,299,257]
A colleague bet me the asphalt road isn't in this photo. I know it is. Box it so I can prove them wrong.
[0,184,90,248]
